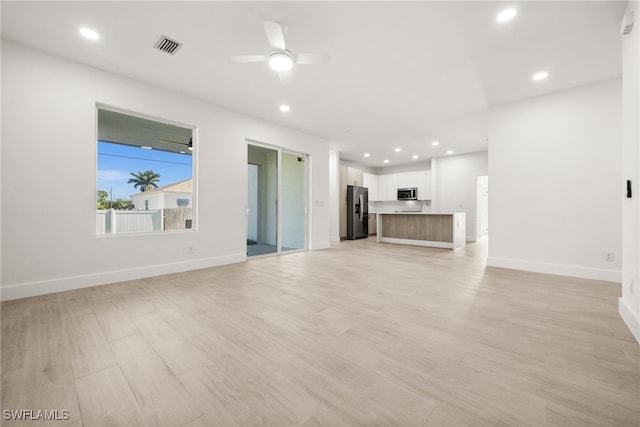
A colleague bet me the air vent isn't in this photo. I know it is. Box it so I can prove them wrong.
[154,35,182,55]
[621,11,634,35]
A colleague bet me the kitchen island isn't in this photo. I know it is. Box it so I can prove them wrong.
[376,212,466,249]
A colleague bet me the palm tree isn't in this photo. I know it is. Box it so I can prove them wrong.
[128,170,160,192]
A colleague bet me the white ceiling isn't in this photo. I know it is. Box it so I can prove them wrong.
[1,1,626,167]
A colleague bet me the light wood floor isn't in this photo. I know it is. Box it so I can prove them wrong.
[2,239,639,426]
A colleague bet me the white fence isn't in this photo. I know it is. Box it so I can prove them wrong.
[97,209,163,234]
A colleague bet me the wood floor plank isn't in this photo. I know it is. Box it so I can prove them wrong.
[65,313,118,379]
[1,367,81,427]
[109,334,203,427]
[75,365,148,427]
[2,238,639,426]
[131,312,211,375]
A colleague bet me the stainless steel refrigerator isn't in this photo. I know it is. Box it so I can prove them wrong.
[347,185,368,239]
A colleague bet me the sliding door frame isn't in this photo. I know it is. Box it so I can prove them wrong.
[280,149,309,254]
[246,139,309,257]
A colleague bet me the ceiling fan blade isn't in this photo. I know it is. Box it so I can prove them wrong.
[295,53,331,65]
[231,55,267,63]
[157,138,187,145]
[264,21,286,50]
[278,69,292,85]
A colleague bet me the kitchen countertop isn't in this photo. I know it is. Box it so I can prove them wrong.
[377,212,463,215]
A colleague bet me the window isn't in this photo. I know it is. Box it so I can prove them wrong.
[96,108,195,234]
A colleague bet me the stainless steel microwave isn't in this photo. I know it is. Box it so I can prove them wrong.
[397,187,418,200]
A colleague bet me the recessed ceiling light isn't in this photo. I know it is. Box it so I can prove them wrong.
[394,148,401,152]
[532,71,549,81]
[446,150,453,155]
[496,8,517,23]
[412,155,419,159]
[79,27,100,40]
[140,146,152,150]
[364,153,370,158]
[383,159,390,163]
[180,151,186,154]
[279,104,290,112]
[432,141,440,146]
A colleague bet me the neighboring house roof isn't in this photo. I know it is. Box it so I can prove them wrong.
[131,178,192,197]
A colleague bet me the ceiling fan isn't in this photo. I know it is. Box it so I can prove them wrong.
[157,137,193,152]
[231,21,330,83]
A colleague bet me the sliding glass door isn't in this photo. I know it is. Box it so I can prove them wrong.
[247,143,307,257]
[281,152,306,252]
[247,144,278,256]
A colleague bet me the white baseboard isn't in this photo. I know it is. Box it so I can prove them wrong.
[310,241,331,250]
[379,237,454,249]
[619,298,640,344]
[487,257,621,283]
[0,253,246,302]
[329,235,341,243]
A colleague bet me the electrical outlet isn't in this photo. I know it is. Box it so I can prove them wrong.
[605,252,614,262]
[187,246,194,255]
[630,280,635,295]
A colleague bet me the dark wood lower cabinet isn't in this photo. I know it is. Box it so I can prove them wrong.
[368,213,377,236]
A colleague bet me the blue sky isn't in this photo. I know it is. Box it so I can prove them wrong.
[97,141,192,200]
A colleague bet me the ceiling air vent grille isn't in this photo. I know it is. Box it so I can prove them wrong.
[154,35,182,55]
[621,11,634,35]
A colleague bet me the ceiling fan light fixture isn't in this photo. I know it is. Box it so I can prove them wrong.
[269,51,293,71]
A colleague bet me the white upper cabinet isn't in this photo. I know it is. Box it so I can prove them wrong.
[396,172,411,188]
[362,170,432,201]
[417,170,431,200]
[397,171,430,200]
[377,174,398,201]
[363,172,378,201]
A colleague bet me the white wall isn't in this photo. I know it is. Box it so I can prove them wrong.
[488,78,622,283]
[164,192,192,209]
[0,40,330,300]
[132,192,164,210]
[476,175,489,238]
[432,151,488,242]
[374,161,431,175]
[329,150,340,242]
[340,159,376,174]
[620,1,640,343]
